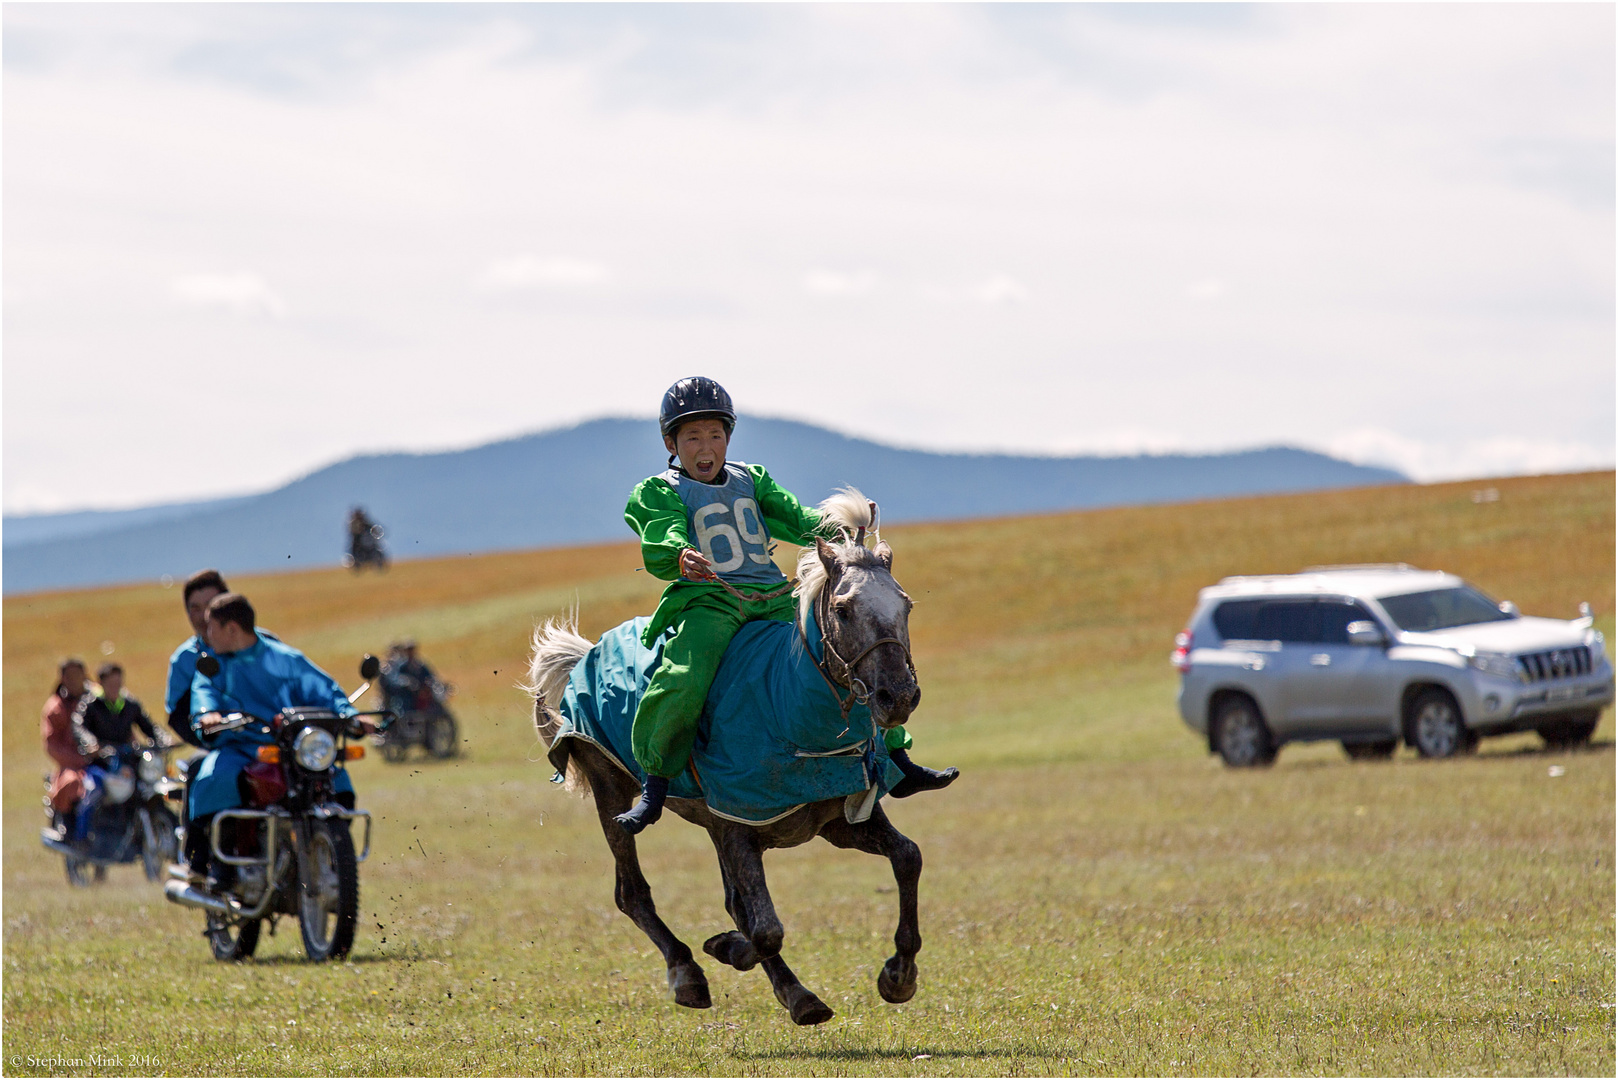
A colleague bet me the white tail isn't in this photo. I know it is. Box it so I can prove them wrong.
[525,614,593,794]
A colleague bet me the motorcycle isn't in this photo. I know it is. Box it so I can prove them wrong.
[41,743,182,887]
[344,525,387,572]
[163,656,391,963]
[376,676,459,762]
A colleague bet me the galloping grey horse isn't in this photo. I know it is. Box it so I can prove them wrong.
[526,495,926,1025]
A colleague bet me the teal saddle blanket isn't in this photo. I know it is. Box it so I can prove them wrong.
[549,613,902,825]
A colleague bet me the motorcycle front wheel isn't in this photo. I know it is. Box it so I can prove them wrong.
[299,821,358,961]
[141,807,180,883]
[208,915,260,961]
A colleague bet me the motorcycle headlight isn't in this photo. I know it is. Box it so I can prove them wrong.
[293,728,338,772]
[137,750,164,783]
[1468,651,1524,681]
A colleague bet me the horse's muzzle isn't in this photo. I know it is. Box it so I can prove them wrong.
[870,684,922,729]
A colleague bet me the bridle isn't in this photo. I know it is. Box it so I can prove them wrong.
[808,571,916,722]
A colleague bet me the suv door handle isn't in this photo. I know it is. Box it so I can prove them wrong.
[1310,653,1331,667]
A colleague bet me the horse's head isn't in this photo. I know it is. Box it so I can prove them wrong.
[808,537,921,730]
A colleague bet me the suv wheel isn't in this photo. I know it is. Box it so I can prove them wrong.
[1213,697,1276,768]
[1407,689,1474,759]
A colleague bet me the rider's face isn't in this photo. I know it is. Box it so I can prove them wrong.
[665,419,729,484]
[100,671,123,700]
[61,664,86,696]
[186,587,223,638]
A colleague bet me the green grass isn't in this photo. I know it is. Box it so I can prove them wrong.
[4,473,1614,1075]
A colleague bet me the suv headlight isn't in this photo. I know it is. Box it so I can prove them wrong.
[1588,631,1606,666]
[1468,651,1524,681]
[137,750,164,783]
[293,728,338,772]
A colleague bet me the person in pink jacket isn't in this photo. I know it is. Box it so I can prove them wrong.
[42,658,91,834]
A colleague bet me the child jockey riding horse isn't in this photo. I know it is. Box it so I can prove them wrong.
[614,376,959,834]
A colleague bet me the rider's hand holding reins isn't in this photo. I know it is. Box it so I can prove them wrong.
[679,547,718,582]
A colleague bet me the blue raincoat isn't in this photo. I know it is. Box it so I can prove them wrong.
[552,611,904,825]
[188,635,354,818]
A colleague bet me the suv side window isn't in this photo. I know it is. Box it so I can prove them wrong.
[1212,600,1263,640]
[1316,600,1376,644]
[1254,601,1317,643]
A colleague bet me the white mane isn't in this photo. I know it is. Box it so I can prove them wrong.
[794,487,877,631]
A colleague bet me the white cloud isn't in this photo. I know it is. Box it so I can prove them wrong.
[170,273,286,317]
[1187,278,1227,300]
[975,275,1029,306]
[1325,428,1614,483]
[803,269,878,296]
[473,255,610,292]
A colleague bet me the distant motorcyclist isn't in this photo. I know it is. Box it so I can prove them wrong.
[70,663,160,844]
[347,507,386,570]
[186,592,372,889]
[380,639,441,712]
[41,658,92,839]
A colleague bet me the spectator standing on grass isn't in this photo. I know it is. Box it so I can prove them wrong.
[41,658,91,835]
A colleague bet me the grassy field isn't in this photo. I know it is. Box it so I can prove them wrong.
[4,471,1613,1076]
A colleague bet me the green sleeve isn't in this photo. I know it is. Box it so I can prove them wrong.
[748,465,833,545]
[624,477,690,581]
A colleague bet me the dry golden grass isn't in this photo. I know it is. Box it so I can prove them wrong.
[3,472,1612,1076]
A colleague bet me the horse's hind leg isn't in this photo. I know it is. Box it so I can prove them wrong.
[820,804,922,1004]
[586,760,709,1009]
[707,828,834,1026]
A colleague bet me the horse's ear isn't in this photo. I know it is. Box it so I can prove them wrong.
[873,540,893,571]
[815,538,840,578]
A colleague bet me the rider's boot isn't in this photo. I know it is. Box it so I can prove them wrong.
[613,775,670,836]
[887,748,959,799]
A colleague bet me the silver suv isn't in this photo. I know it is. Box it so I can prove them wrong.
[1173,565,1613,766]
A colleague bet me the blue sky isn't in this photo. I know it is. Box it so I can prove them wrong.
[4,3,1613,512]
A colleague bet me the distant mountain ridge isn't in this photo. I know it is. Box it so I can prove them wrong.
[2,416,1404,594]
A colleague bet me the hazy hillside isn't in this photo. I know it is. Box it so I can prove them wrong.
[2,416,1403,594]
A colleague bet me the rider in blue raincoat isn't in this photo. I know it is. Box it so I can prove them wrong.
[185,591,363,886]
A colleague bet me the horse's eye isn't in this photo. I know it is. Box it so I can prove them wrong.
[835,605,851,621]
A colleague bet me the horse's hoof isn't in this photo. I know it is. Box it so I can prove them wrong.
[877,956,917,1004]
[787,992,835,1026]
[668,964,711,1009]
[703,931,759,972]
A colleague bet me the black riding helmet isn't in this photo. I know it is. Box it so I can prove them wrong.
[659,376,736,438]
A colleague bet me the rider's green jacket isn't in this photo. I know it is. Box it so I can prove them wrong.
[625,463,836,647]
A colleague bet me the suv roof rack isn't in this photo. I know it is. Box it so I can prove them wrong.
[1299,563,1417,573]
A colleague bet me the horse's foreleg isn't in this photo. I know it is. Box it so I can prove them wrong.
[708,827,834,1026]
[820,804,922,1004]
[590,772,709,1009]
